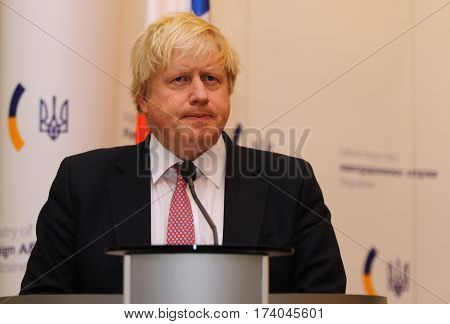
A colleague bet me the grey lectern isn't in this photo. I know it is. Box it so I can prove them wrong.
[0,294,387,304]
[107,245,292,304]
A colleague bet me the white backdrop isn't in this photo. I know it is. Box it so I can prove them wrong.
[0,0,120,295]
[211,0,450,303]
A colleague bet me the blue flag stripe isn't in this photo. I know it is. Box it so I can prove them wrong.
[192,0,209,16]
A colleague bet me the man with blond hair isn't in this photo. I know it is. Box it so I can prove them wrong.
[21,13,346,294]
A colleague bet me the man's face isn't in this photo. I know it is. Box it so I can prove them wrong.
[139,48,231,160]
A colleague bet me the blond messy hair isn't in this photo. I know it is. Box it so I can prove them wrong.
[130,12,240,112]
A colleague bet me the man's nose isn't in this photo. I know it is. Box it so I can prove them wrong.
[189,76,209,105]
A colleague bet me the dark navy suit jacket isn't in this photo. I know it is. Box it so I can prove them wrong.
[21,133,346,294]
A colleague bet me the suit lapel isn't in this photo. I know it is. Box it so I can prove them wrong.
[107,136,151,246]
[106,133,269,247]
[222,133,269,246]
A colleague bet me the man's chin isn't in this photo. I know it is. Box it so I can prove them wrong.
[173,127,221,159]
[176,124,220,139]
[185,130,220,147]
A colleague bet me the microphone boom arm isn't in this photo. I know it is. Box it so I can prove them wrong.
[187,178,219,246]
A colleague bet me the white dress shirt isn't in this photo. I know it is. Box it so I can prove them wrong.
[149,135,225,245]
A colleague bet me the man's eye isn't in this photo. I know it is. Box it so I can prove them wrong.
[202,75,218,83]
[172,76,188,83]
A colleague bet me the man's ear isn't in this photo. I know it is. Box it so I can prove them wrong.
[137,94,149,114]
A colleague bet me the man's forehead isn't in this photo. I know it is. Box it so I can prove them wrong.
[166,48,225,71]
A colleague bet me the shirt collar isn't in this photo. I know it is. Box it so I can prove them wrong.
[149,136,182,184]
[192,135,226,188]
[149,135,226,188]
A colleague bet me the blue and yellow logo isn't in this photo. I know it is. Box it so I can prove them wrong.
[363,247,410,297]
[8,82,69,150]
[8,83,26,151]
[363,247,377,295]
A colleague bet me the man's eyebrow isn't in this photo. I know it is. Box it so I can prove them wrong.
[166,66,225,75]
[202,66,224,73]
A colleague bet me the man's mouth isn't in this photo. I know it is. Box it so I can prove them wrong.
[181,113,214,121]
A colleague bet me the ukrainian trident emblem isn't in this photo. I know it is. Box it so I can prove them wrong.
[39,96,69,140]
[387,259,410,297]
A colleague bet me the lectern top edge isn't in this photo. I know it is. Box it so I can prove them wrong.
[106,245,293,257]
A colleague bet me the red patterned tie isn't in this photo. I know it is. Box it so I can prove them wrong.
[166,164,195,245]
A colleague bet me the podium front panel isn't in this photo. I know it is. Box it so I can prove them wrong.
[124,253,269,304]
